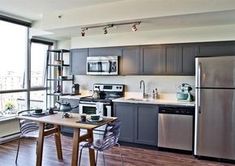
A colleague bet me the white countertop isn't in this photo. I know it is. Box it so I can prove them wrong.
[112,97,195,106]
[60,92,195,107]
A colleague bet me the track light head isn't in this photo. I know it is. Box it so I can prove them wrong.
[81,29,85,37]
[132,24,137,31]
[103,27,108,34]
[132,22,141,32]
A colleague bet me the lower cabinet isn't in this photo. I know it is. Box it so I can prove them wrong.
[113,102,158,146]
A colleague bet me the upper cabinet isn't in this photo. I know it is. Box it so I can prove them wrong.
[165,45,183,74]
[182,45,199,75]
[120,46,140,75]
[141,45,166,75]
[70,41,235,76]
[70,48,88,75]
[199,42,235,56]
[89,47,122,56]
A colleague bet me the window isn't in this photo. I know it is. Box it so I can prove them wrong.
[0,20,27,90]
[30,40,53,109]
[31,42,49,87]
[0,19,28,115]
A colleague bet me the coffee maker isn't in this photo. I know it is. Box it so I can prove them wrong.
[72,84,80,95]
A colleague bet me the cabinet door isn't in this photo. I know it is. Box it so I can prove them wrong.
[120,46,140,75]
[135,104,158,146]
[113,103,136,143]
[89,47,122,57]
[70,48,88,75]
[166,45,182,74]
[199,42,235,56]
[182,45,199,75]
[141,46,166,74]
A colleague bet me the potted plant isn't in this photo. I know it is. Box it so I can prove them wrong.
[4,101,16,114]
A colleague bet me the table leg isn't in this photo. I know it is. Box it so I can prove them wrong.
[71,128,80,166]
[87,130,95,166]
[54,125,63,161]
[36,123,45,166]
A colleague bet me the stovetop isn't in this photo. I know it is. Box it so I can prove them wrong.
[80,84,125,103]
[79,96,113,103]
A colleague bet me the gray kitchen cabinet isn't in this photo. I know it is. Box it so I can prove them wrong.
[113,103,136,142]
[182,45,199,75]
[89,47,122,57]
[70,48,88,75]
[141,45,166,74]
[120,46,141,75]
[166,45,183,74]
[199,42,235,56]
[113,102,158,146]
[135,104,158,145]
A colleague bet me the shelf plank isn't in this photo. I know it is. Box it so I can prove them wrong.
[48,64,70,67]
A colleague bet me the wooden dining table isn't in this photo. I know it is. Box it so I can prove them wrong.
[17,112,117,166]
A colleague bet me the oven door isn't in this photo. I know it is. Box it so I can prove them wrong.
[79,102,98,115]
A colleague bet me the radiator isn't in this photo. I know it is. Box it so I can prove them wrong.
[0,117,20,144]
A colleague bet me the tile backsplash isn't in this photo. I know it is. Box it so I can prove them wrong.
[75,75,195,96]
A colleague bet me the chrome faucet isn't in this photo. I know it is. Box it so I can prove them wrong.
[140,80,146,98]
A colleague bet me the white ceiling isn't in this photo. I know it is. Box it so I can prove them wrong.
[0,0,123,20]
[1,0,235,40]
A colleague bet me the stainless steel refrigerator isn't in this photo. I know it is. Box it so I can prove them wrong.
[195,56,235,160]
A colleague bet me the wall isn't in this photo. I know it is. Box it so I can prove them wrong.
[74,75,195,97]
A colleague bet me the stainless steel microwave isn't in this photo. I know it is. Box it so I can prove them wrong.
[86,56,118,75]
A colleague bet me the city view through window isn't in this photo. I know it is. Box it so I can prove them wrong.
[0,20,48,115]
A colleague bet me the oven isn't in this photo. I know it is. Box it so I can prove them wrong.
[79,101,112,117]
[86,56,118,75]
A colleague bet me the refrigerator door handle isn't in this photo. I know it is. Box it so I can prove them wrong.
[198,62,202,114]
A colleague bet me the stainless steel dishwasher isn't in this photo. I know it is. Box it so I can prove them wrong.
[158,106,194,151]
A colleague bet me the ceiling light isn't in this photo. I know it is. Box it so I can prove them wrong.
[103,27,108,34]
[131,22,141,32]
[132,24,137,31]
[81,29,85,37]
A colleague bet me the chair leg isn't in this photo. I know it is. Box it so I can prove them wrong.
[78,146,84,166]
[102,151,106,166]
[15,138,21,164]
[117,143,124,166]
[95,150,99,166]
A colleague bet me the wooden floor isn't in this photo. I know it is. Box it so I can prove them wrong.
[0,135,234,166]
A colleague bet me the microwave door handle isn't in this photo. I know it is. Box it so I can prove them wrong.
[108,61,111,73]
[98,62,102,72]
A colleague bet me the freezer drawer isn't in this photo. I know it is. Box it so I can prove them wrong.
[158,113,193,151]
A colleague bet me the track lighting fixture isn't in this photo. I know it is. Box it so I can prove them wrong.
[81,21,141,37]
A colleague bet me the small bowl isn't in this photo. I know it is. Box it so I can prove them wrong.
[90,114,100,121]
[34,109,43,114]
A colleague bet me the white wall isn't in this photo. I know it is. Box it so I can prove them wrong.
[75,75,195,95]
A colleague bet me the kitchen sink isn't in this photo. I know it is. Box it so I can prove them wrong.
[126,98,150,101]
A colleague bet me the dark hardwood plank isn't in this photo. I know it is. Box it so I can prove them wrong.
[0,135,234,166]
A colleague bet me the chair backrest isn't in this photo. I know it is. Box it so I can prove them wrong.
[18,110,39,135]
[98,120,121,150]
